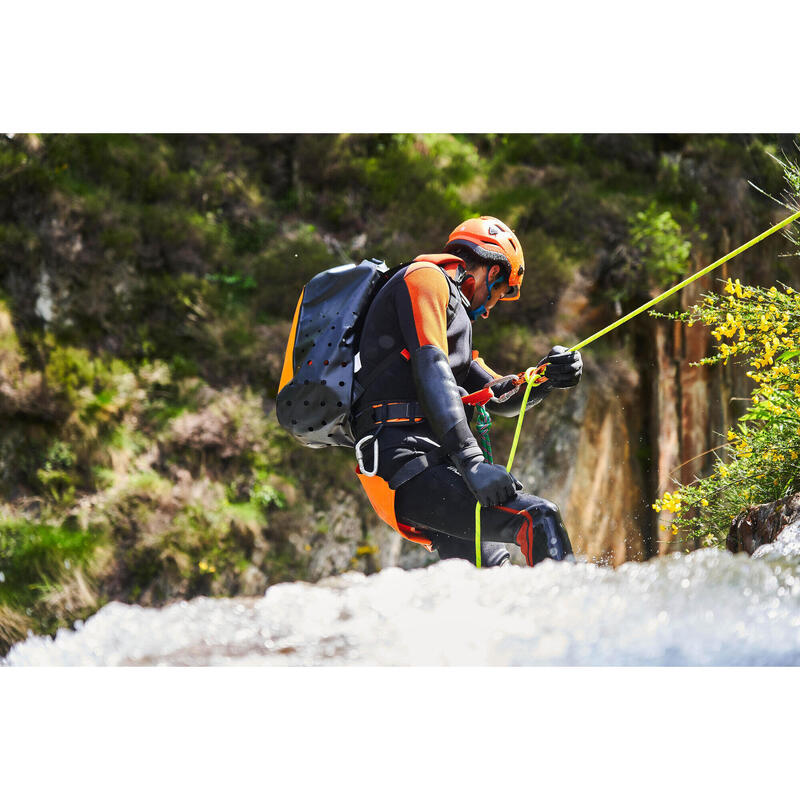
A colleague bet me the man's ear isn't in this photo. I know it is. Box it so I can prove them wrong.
[488,264,502,283]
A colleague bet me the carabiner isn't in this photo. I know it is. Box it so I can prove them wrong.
[485,374,523,404]
[355,434,379,477]
[526,363,549,385]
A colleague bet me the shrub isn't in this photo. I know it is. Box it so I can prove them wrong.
[653,277,800,546]
[629,204,692,287]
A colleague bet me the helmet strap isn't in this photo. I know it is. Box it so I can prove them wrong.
[468,271,505,322]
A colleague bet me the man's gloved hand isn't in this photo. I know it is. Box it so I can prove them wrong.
[450,450,522,507]
[538,345,582,388]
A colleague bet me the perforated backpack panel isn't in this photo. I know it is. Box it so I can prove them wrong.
[276,259,390,448]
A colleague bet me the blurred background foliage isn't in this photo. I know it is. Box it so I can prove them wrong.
[0,132,794,652]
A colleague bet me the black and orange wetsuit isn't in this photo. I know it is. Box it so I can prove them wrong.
[352,254,572,567]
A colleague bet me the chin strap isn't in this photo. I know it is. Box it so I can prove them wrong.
[468,272,506,321]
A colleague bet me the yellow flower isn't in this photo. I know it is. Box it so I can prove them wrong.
[701,499,709,507]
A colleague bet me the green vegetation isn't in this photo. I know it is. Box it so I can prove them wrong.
[654,278,800,546]
[653,153,800,547]
[629,205,692,288]
[0,133,795,653]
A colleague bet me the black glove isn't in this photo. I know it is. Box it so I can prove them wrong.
[450,450,523,507]
[538,345,582,388]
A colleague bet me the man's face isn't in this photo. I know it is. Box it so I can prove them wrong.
[469,264,512,319]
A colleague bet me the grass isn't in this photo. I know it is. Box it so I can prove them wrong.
[0,520,103,653]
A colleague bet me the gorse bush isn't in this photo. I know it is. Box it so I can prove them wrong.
[652,146,800,547]
[653,277,800,546]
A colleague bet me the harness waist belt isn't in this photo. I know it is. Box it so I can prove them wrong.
[353,401,425,440]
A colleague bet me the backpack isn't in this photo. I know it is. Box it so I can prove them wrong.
[276,258,396,448]
[277,257,465,449]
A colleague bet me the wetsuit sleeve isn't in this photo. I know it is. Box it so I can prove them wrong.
[464,350,502,392]
[394,265,451,354]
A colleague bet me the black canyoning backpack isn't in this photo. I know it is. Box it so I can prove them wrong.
[276,258,397,448]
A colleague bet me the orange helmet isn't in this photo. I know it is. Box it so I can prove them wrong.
[444,215,524,301]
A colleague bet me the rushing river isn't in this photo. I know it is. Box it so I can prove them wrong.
[6,523,800,666]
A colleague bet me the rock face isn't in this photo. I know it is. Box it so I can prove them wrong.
[727,493,800,556]
[507,266,730,564]
[505,253,773,565]
[512,362,646,566]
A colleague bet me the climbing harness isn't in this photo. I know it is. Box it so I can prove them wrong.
[471,208,800,567]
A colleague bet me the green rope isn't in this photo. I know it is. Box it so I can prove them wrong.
[473,208,800,568]
[475,403,494,463]
[505,377,538,473]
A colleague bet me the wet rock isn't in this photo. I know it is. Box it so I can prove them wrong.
[727,493,800,555]
[239,565,268,596]
[752,519,800,560]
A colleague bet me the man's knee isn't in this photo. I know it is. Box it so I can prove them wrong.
[515,495,573,565]
[536,498,561,521]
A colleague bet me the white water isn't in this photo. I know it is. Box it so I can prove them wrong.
[6,523,800,666]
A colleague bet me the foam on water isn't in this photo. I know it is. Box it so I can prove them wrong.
[6,533,800,666]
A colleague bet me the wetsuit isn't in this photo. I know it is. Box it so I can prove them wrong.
[352,254,573,567]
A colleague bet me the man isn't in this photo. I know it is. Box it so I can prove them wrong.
[352,216,582,567]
